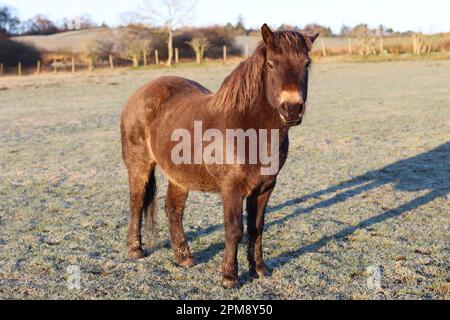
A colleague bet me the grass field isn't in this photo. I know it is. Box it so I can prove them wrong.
[0,60,449,300]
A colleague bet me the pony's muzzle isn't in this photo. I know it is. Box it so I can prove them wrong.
[279,103,306,126]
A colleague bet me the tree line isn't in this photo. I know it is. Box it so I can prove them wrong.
[2,1,449,71]
[0,5,98,36]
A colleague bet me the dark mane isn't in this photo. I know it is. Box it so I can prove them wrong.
[210,43,266,113]
[210,31,310,113]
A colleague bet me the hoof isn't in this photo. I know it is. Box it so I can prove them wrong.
[143,246,153,257]
[222,276,239,289]
[179,257,196,268]
[128,248,145,260]
[256,267,270,278]
[250,265,271,279]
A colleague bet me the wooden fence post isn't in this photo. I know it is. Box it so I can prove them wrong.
[88,58,93,71]
[143,53,148,67]
[36,60,41,74]
[379,34,384,55]
[418,36,423,55]
[223,45,227,64]
[155,50,159,65]
[320,38,327,57]
[18,62,22,76]
[348,38,353,55]
[109,55,114,69]
[0,63,3,76]
[175,48,179,64]
[426,35,433,54]
[412,34,417,55]
[53,59,57,73]
[71,56,76,73]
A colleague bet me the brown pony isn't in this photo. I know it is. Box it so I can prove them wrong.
[121,24,318,288]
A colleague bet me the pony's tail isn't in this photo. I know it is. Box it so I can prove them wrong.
[143,169,158,250]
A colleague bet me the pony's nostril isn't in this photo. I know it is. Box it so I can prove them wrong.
[280,103,305,118]
[298,104,305,114]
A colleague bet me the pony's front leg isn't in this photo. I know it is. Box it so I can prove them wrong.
[166,182,195,268]
[246,179,276,278]
[221,190,244,289]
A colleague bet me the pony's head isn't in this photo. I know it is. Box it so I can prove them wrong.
[261,24,318,127]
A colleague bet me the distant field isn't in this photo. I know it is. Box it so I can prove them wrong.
[12,28,114,53]
[15,29,413,54]
[0,61,449,299]
[13,29,264,55]
[239,34,450,56]
[9,29,413,50]
[12,28,450,67]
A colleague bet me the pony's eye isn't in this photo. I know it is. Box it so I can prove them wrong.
[267,61,275,70]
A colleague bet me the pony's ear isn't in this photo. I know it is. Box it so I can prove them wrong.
[304,32,320,50]
[261,23,274,47]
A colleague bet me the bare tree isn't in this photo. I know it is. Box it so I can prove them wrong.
[138,0,197,67]
[86,36,114,63]
[77,15,97,29]
[0,6,20,36]
[413,33,433,55]
[118,27,152,67]
[303,23,333,37]
[22,15,58,35]
[340,24,352,37]
[234,14,246,35]
[187,37,209,64]
[352,24,376,55]
[141,39,152,66]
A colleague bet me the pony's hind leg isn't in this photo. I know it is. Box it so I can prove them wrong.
[165,182,195,267]
[126,162,155,260]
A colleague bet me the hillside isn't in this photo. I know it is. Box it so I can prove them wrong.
[12,28,350,55]
[11,28,450,58]
[11,28,114,53]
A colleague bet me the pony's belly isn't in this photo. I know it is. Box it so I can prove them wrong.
[149,121,221,192]
[157,160,220,193]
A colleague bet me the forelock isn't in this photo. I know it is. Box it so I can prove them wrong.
[272,31,309,55]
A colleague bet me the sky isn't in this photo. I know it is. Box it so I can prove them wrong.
[2,0,450,33]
